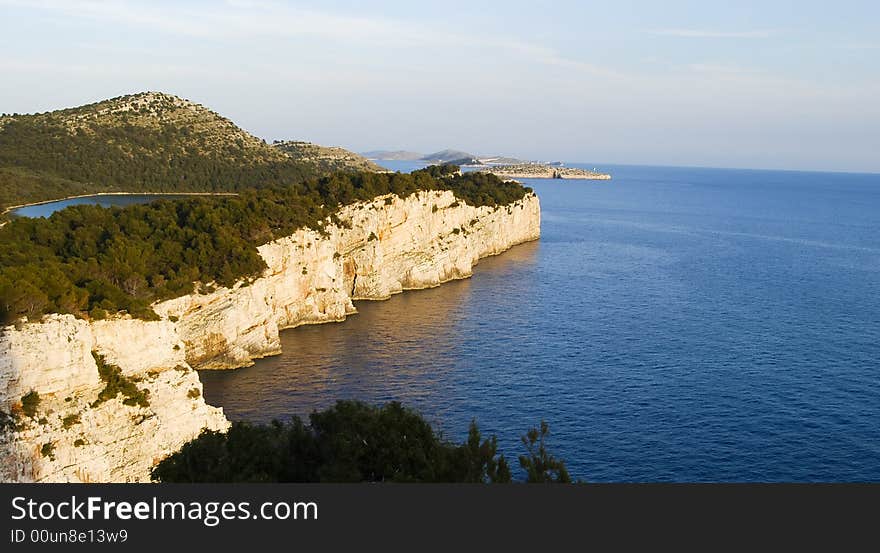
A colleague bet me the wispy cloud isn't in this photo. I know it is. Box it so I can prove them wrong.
[835,42,880,50]
[687,63,763,75]
[0,0,629,80]
[1,0,404,40]
[650,29,776,39]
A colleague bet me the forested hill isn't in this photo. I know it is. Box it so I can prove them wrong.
[0,92,375,211]
[273,140,385,173]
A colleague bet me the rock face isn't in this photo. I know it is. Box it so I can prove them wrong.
[0,316,228,483]
[0,190,540,482]
[157,189,541,371]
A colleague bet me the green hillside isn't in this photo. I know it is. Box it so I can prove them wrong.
[273,140,385,173]
[0,92,370,211]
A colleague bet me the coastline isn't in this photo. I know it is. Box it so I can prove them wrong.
[481,171,612,180]
[474,167,612,180]
[0,189,541,482]
[158,190,542,371]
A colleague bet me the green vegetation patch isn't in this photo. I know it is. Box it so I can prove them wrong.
[152,400,515,483]
[20,391,40,418]
[40,442,55,459]
[151,400,570,483]
[62,413,81,429]
[91,352,150,408]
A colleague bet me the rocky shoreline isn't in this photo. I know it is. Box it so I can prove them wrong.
[476,164,611,180]
[0,190,541,482]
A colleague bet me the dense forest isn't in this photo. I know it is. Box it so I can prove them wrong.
[151,400,571,483]
[0,168,531,324]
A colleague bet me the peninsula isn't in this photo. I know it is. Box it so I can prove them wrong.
[0,94,542,483]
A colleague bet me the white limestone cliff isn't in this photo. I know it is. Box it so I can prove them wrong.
[158,190,541,370]
[0,190,540,482]
[0,316,228,482]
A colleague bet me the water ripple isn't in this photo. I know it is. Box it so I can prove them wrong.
[202,165,880,482]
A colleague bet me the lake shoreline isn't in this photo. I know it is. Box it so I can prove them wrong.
[2,191,239,219]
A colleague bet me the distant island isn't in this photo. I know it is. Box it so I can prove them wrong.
[362,149,610,179]
[477,163,611,180]
[363,149,484,164]
[420,149,479,164]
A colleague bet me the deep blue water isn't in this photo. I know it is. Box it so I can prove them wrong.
[9,194,217,218]
[199,163,880,482]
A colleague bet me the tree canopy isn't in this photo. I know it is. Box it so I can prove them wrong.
[151,400,568,483]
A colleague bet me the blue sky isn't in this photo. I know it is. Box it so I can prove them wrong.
[1,0,878,172]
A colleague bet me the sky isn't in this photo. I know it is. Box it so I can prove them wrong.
[1,0,879,172]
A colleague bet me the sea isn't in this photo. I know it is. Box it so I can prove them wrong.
[19,163,880,481]
[202,161,880,482]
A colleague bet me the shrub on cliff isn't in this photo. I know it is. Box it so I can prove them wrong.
[20,391,40,418]
[91,352,150,408]
[40,442,55,459]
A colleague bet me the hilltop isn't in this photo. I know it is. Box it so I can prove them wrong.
[421,149,477,163]
[0,92,378,210]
